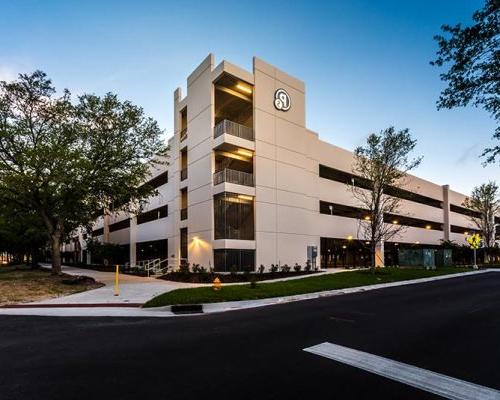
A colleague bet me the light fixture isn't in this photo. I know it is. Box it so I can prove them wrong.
[347,235,353,241]
[237,194,253,201]
[425,225,432,230]
[342,245,347,249]
[415,241,420,244]
[392,220,399,224]
[217,151,249,162]
[236,84,252,94]
[364,215,371,221]
[236,148,253,158]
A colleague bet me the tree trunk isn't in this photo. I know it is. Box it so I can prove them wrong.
[484,248,490,264]
[370,242,376,271]
[51,234,62,275]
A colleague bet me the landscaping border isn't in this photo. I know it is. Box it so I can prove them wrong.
[148,269,492,314]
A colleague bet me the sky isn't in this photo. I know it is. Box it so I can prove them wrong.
[1,0,498,194]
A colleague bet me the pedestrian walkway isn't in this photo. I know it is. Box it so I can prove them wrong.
[34,264,199,305]
[0,268,491,318]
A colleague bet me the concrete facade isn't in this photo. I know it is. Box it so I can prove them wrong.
[62,54,488,271]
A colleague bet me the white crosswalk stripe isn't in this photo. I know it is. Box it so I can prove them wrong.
[304,342,500,400]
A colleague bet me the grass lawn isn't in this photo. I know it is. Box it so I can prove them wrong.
[144,267,471,308]
[0,265,103,305]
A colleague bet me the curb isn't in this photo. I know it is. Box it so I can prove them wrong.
[0,303,143,309]
[0,269,495,318]
[147,269,495,315]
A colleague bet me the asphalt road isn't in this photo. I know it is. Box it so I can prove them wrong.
[1,272,500,400]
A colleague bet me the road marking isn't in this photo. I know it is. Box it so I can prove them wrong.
[303,342,500,400]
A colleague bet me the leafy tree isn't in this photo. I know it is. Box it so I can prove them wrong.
[0,71,167,274]
[463,181,499,262]
[350,127,422,268]
[431,1,500,163]
[0,198,48,266]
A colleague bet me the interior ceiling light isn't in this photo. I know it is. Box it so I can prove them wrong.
[392,220,399,224]
[425,225,432,230]
[237,149,253,158]
[237,194,254,201]
[236,84,252,94]
[217,151,249,162]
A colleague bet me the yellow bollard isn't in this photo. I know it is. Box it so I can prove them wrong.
[213,277,221,291]
[114,265,120,296]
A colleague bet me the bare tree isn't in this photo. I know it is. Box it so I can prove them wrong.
[350,127,422,268]
[463,181,499,263]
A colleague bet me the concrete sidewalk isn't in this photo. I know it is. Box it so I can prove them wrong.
[33,264,199,305]
[0,268,494,318]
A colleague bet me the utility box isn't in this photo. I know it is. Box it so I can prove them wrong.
[307,245,318,269]
[398,249,436,269]
[435,249,452,267]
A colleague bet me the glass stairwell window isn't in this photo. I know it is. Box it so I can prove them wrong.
[180,148,187,181]
[180,188,188,220]
[179,107,187,142]
[214,192,254,240]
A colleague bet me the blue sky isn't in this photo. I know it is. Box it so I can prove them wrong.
[1,0,498,194]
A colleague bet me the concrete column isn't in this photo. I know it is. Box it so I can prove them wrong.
[442,185,451,241]
[375,241,385,267]
[129,216,137,267]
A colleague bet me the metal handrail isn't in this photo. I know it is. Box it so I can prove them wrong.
[144,258,161,276]
[180,128,187,142]
[213,168,254,187]
[144,257,189,276]
[180,208,188,220]
[214,120,254,141]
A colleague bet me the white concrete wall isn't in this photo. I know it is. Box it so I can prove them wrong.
[78,54,492,270]
[253,57,320,268]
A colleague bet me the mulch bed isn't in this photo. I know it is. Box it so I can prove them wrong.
[159,270,321,284]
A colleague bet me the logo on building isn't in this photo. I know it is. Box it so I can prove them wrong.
[274,88,291,111]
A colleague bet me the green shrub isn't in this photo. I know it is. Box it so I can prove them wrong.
[293,263,302,272]
[281,264,290,273]
[304,260,311,272]
[179,263,190,274]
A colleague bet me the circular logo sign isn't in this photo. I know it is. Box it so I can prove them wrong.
[274,88,291,111]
